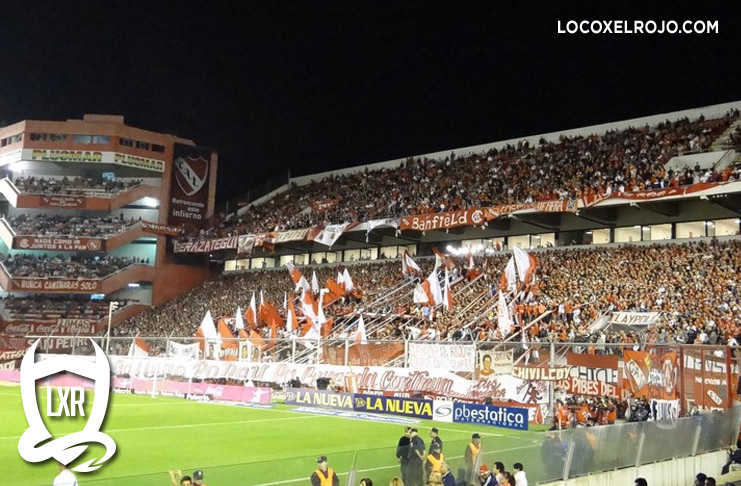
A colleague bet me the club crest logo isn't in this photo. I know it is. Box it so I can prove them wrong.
[174,155,209,196]
[18,339,116,472]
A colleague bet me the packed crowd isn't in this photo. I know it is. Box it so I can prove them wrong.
[0,295,136,321]
[199,113,737,238]
[13,175,142,195]
[0,253,147,278]
[5,214,139,237]
[113,238,741,356]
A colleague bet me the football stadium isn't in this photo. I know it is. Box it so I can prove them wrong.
[1,4,740,486]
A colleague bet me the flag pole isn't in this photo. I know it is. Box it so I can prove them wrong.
[105,301,118,354]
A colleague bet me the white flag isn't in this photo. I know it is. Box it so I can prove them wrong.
[513,246,536,283]
[197,311,217,339]
[235,306,245,330]
[355,314,367,344]
[342,268,354,291]
[311,271,320,294]
[502,257,516,291]
[497,291,513,336]
[443,269,453,310]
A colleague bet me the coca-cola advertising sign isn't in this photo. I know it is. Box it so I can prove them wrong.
[1,319,99,335]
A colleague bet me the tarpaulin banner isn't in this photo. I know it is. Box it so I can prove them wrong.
[9,277,101,293]
[40,195,87,208]
[111,377,271,403]
[623,349,678,401]
[0,348,25,370]
[312,223,356,247]
[353,393,434,419]
[408,342,475,372]
[581,181,726,207]
[275,229,310,243]
[141,221,184,237]
[399,208,493,232]
[513,364,573,381]
[321,342,405,367]
[169,143,213,227]
[173,236,238,253]
[683,349,731,409]
[100,356,548,402]
[560,352,619,397]
[309,199,340,212]
[478,350,513,376]
[168,341,200,359]
[609,312,661,328]
[25,149,166,172]
[285,388,354,410]
[14,235,104,252]
[237,235,256,255]
[489,199,578,218]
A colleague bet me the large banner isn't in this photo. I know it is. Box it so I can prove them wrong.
[407,342,475,371]
[623,350,678,401]
[559,352,619,397]
[169,143,212,227]
[352,393,433,419]
[40,195,86,208]
[9,278,101,293]
[683,349,731,409]
[103,356,549,403]
[285,388,354,410]
[237,235,256,255]
[489,199,578,218]
[322,343,405,367]
[513,364,572,381]
[24,149,165,172]
[173,236,238,253]
[312,223,355,247]
[399,208,493,232]
[168,342,200,359]
[609,312,661,329]
[141,221,184,237]
[14,235,104,252]
[478,350,513,376]
[274,229,310,243]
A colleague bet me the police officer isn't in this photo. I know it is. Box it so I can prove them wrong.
[408,428,426,486]
[311,456,339,486]
[429,428,443,454]
[396,427,412,485]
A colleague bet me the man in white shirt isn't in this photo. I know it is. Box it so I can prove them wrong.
[53,463,78,486]
[513,463,528,486]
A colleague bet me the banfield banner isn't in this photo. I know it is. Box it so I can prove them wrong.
[452,402,529,430]
[169,143,213,227]
[285,388,354,410]
[353,393,433,419]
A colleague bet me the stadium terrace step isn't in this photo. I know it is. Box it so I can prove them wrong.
[0,178,161,211]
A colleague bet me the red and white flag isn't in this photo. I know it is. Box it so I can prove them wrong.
[285,262,310,292]
[355,314,367,344]
[402,250,421,276]
[414,269,443,306]
[128,335,150,357]
[311,271,320,295]
[245,292,257,328]
[513,246,538,284]
[286,299,298,333]
[497,290,513,336]
[500,257,516,291]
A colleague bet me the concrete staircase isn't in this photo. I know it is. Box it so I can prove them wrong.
[711,118,741,151]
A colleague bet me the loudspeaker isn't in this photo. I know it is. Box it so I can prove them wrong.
[316,377,331,390]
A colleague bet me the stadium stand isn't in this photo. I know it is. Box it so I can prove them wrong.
[0,254,147,278]
[204,112,738,237]
[13,175,143,196]
[4,214,139,237]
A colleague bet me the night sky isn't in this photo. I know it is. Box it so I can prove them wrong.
[0,1,738,203]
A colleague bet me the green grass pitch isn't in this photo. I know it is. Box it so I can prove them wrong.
[0,384,548,485]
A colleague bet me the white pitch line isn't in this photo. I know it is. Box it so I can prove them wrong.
[0,414,329,441]
[253,443,540,486]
